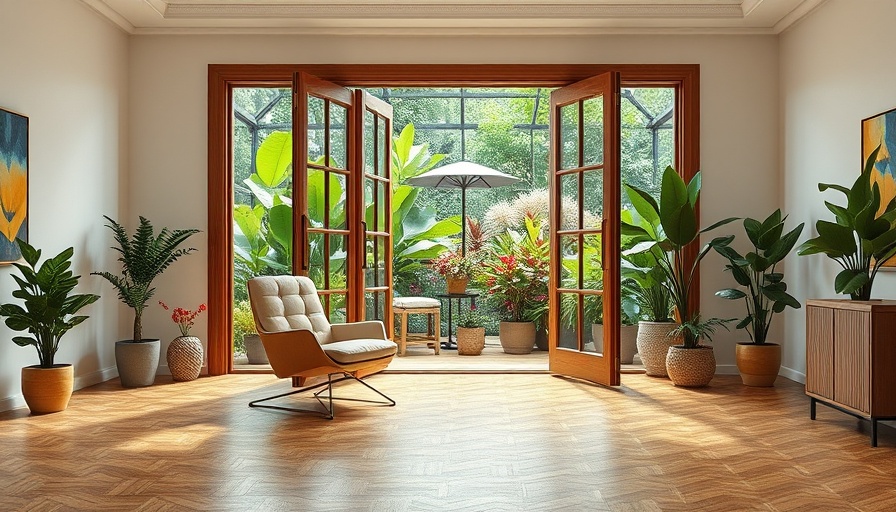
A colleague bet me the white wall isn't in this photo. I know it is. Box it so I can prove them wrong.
[0,1,129,410]
[780,0,896,381]
[129,33,780,372]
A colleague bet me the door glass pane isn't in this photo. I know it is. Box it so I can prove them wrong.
[329,293,347,324]
[376,181,386,232]
[308,232,326,289]
[582,96,604,167]
[560,172,580,230]
[560,102,579,170]
[232,86,293,369]
[329,101,347,170]
[585,297,603,355]
[583,171,604,221]
[377,116,387,177]
[558,292,580,350]
[583,234,602,291]
[365,291,386,322]
[328,233,348,288]
[308,96,325,163]
[330,172,347,230]
[364,110,376,176]
[560,234,581,289]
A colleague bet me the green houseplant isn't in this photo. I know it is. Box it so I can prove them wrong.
[0,239,100,413]
[797,146,896,300]
[93,215,199,387]
[456,306,486,356]
[714,210,804,386]
[622,166,736,386]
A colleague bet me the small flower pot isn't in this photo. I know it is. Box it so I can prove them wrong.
[457,327,485,355]
[167,335,203,382]
[446,277,469,294]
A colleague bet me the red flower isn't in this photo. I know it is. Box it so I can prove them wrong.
[159,301,208,336]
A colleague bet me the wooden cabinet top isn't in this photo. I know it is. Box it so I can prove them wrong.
[806,299,896,312]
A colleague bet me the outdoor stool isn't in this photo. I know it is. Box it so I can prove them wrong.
[392,297,441,356]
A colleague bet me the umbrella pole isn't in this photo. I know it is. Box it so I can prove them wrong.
[461,186,467,256]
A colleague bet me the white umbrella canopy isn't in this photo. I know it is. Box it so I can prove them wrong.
[407,161,521,254]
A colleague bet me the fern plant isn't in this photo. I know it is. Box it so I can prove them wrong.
[92,216,199,341]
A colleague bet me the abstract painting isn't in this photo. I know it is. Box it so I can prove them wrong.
[862,106,896,267]
[0,108,28,263]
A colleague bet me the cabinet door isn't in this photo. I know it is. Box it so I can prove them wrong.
[833,309,870,414]
[806,305,834,399]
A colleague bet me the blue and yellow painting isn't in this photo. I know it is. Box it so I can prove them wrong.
[0,108,28,263]
[863,108,896,216]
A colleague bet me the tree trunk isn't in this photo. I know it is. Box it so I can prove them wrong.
[133,312,142,341]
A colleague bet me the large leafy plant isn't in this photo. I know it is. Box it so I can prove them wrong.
[0,239,100,368]
[620,210,674,324]
[714,210,804,344]
[93,216,199,341]
[797,146,896,300]
[622,166,736,347]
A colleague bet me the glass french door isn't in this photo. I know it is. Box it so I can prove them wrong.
[549,72,621,386]
[295,72,394,325]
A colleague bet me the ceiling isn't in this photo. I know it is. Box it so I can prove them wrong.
[79,0,827,36]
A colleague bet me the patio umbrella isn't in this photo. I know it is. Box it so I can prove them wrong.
[407,161,520,255]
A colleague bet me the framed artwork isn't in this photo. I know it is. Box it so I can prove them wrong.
[862,106,896,268]
[0,107,28,263]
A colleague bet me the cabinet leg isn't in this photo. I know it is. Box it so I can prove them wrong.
[871,419,878,448]
[810,397,816,420]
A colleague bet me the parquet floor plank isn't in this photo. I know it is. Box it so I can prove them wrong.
[1,373,895,511]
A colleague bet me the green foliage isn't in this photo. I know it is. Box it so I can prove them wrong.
[0,239,100,368]
[620,209,674,322]
[622,166,736,347]
[457,306,486,328]
[92,216,198,341]
[232,300,256,355]
[714,210,804,344]
[392,123,446,185]
[797,146,896,300]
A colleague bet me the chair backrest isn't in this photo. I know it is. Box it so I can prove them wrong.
[247,275,333,344]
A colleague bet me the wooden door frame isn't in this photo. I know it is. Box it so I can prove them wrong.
[208,63,699,375]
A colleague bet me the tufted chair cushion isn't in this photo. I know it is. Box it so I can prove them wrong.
[248,275,333,344]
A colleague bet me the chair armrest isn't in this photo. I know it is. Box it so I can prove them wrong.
[330,320,387,342]
[257,328,335,379]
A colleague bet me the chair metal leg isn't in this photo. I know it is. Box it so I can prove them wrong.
[249,372,395,419]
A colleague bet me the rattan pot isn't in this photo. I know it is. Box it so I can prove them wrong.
[499,321,536,354]
[736,342,781,387]
[666,345,716,387]
[636,321,680,377]
[457,327,485,355]
[167,335,203,382]
[21,364,73,414]
[446,276,469,294]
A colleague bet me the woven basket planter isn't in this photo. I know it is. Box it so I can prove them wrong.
[457,327,485,355]
[167,336,203,382]
[446,276,469,294]
[666,345,716,387]
[636,321,680,377]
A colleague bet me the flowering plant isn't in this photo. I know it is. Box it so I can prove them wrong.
[431,250,477,280]
[159,301,207,336]
[457,305,486,328]
[478,216,550,323]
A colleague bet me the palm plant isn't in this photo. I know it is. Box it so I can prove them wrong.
[93,216,199,341]
[0,239,100,368]
[797,146,896,300]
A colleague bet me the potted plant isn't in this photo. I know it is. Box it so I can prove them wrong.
[479,222,549,355]
[431,249,477,294]
[92,215,199,387]
[797,146,896,300]
[456,305,486,356]
[622,166,736,387]
[233,299,266,364]
[159,301,207,382]
[714,210,804,386]
[0,239,100,413]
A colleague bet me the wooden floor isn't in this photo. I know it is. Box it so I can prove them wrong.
[1,373,894,511]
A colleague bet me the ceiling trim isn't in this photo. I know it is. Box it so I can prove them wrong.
[162,3,743,19]
[79,0,136,33]
[774,0,828,33]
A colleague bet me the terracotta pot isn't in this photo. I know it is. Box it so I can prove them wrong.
[167,335,204,382]
[446,276,469,294]
[457,327,485,355]
[115,339,160,388]
[244,334,269,364]
[666,345,716,387]
[21,364,73,414]
[736,342,782,387]
[499,321,536,354]
[636,321,680,377]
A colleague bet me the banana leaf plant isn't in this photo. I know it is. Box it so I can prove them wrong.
[797,146,896,300]
[714,210,804,344]
[0,239,100,368]
[621,166,737,348]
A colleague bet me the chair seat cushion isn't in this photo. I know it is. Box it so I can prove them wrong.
[323,338,397,364]
[393,296,441,309]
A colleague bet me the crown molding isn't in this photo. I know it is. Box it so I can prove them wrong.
[79,0,136,33]
[774,0,828,34]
